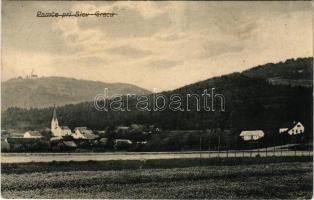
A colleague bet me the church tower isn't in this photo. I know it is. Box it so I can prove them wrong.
[51,105,60,136]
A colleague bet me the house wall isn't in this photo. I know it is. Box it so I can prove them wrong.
[73,130,85,139]
[243,135,252,141]
[51,126,62,137]
[24,132,31,138]
[24,132,42,138]
[241,133,264,141]
[61,129,72,136]
[288,124,305,135]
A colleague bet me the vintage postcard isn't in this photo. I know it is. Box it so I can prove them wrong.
[1,0,313,199]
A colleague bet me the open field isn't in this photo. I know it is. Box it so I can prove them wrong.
[1,160,312,199]
[2,149,312,163]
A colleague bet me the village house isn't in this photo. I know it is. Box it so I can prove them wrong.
[147,125,161,134]
[96,130,106,137]
[23,131,43,139]
[6,130,49,151]
[114,139,132,145]
[60,126,72,135]
[8,132,24,138]
[8,131,44,139]
[279,128,289,133]
[72,127,99,140]
[115,126,131,135]
[279,121,305,135]
[114,139,133,150]
[130,124,147,133]
[6,132,28,147]
[240,130,265,141]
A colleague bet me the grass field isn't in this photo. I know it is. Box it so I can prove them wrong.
[1,158,313,199]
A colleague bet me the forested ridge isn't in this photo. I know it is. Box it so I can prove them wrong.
[2,57,312,142]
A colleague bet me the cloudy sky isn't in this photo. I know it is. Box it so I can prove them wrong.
[2,1,312,91]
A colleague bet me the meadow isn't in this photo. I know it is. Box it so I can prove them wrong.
[1,158,313,199]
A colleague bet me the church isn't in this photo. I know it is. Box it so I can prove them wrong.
[51,106,72,137]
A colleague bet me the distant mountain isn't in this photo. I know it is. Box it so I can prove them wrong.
[1,77,150,110]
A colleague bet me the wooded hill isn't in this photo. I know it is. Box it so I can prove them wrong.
[2,57,313,142]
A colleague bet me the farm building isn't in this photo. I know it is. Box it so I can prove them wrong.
[23,131,43,139]
[279,128,289,133]
[6,131,44,146]
[6,135,50,151]
[130,124,147,133]
[114,139,132,145]
[279,121,305,135]
[9,132,24,138]
[115,126,131,135]
[96,130,106,137]
[240,130,265,141]
[114,139,133,150]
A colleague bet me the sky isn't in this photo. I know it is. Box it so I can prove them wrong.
[2,1,313,91]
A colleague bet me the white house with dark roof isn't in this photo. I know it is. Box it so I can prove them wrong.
[279,121,305,135]
[240,130,265,141]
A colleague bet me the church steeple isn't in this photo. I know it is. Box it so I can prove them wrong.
[51,104,59,134]
[52,104,57,121]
